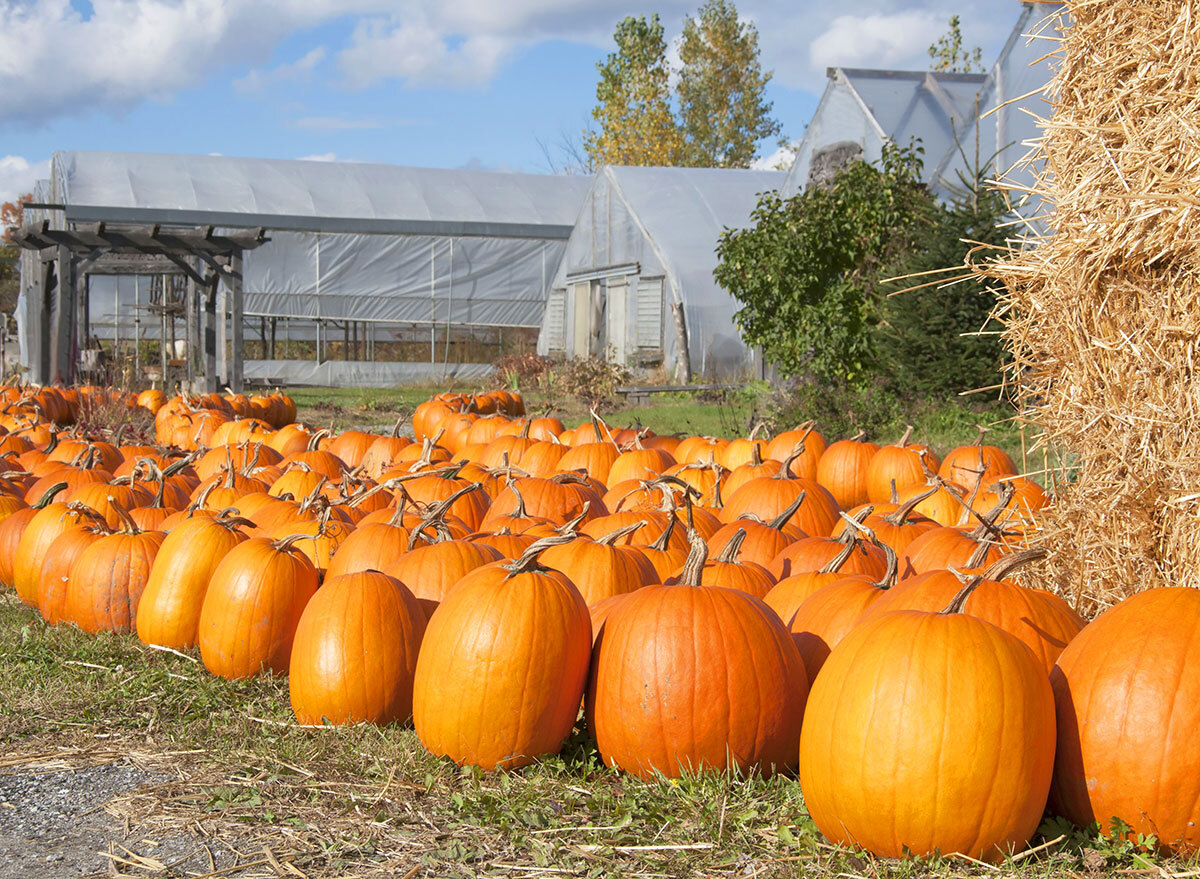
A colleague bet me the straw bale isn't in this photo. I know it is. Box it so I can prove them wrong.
[979,0,1200,612]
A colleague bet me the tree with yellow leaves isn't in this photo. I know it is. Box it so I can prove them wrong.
[584,15,685,168]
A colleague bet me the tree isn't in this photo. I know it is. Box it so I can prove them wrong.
[878,169,1010,396]
[1,194,30,242]
[714,146,930,385]
[928,15,983,74]
[677,0,780,168]
[584,15,685,168]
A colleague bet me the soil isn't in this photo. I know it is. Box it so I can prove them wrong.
[0,760,250,878]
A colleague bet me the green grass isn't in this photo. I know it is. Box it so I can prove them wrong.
[0,592,1192,878]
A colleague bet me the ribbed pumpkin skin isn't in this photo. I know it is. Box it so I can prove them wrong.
[411,568,590,770]
[865,442,940,504]
[324,523,409,579]
[589,586,807,779]
[786,574,881,682]
[539,539,657,605]
[14,503,98,606]
[289,572,427,726]
[861,570,1085,674]
[384,540,503,618]
[800,611,1055,861]
[64,531,165,634]
[198,538,319,680]
[1050,588,1200,852]
[136,517,248,650]
[816,438,879,509]
[37,525,107,625]
[0,507,38,589]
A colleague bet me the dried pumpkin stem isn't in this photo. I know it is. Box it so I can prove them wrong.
[714,528,747,564]
[597,520,643,545]
[502,532,577,579]
[679,529,709,587]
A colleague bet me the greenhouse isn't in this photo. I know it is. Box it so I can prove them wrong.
[536,165,784,381]
[785,1,1062,228]
[15,151,591,388]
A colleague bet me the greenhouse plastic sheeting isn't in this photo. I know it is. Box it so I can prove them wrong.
[35,151,591,338]
[243,360,494,387]
[540,166,784,377]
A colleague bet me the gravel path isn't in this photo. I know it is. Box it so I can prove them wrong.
[0,761,244,878]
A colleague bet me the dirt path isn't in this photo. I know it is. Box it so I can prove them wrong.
[0,758,254,878]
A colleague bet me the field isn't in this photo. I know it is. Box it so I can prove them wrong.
[0,382,1185,879]
[1,590,1193,879]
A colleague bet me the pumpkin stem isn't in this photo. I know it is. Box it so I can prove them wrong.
[589,407,619,451]
[389,415,405,439]
[510,482,529,519]
[775,430,814,480]
[215,513,256,531]
[965,537,998,569]
[873,540,898,591]
[820,536,860,574]
[679,529,709,587]
[748,421,768,442]
[939,574,985,615]
[889,478,899,505]
[917,448,938,481]
[43,429,59,455]
[836,505,874,544]
[884,485,936,526]
[34,481,69,508]
[967,480,1015,540]
[502,532,576,579]
[650,511,677,552]
[597,519,644,545]
[555,503,591,538]
[272,533,312,553]
[767,491,806,531]
[850,430,867,443]
[975,547,1048,582]
[714,528,747,564]
[107,497,142,534]
[161,450,200,479]
[894,425,914,448]
[748,444,763,468]
[972,425,987,449]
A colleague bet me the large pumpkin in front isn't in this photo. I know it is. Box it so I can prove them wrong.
[197,535,319,680]
[1050,587,1200,853]
[411,539,590,770]
[289,571,426,726]
[799,606,1055,862]
[588,533,807,779]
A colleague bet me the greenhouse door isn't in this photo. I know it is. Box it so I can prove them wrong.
[605,278,628,365]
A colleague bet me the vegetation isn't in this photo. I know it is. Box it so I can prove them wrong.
[584,1,781,169]
[929,15,984,74]
[714,144,930,386]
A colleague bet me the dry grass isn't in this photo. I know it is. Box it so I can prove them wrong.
[977,1,1200,612]
[2,592,1198,878]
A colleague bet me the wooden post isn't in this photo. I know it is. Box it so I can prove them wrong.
[670,301,692,384]
[203,274,217,393]
[50,247,76,384]
[216,269,228,389]
[268,317,277,361]
[186,273,199,385]
[229,252,244,394]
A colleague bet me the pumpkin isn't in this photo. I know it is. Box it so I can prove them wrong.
[786,543,897,681]
[197,534,320,680]
[384,538,503,619]
[799,578,1056,861]
[0,482,67,588]
[667,528,774,598]
[720,466,841,537]
[538,522,658,605]
[861,549,1084,674]
[289,571,427,726]
[707,494,808,568]
[412,536,591,770]
[816,431,879,510]
[1049,587,1200,852]
[588,531,807,779]
[864,426,940,504]
[938,427,1017,494]
[764,424,828,477]
[13,500,105,606]
[136,514,250,650]
[36,520,112,625]
[63,502,164,634]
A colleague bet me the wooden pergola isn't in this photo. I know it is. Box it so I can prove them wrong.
[12,218,268,391]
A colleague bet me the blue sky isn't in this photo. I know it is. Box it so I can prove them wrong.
[1,0,1025,203]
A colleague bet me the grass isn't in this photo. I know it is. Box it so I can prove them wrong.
[1,592,1195,878]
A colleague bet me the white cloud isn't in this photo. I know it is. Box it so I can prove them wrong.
[0,1,1022,123]
[809,10,944,74]
[0,155,50,206]
[751,142,796,172]
[234,46,327,96]
[297,153,339,162]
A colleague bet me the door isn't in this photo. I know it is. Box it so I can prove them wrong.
[605,278,628,364]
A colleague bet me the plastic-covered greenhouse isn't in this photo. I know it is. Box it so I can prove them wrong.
[16,151,591,387]
[784,1,1062,229]
[536,165,784,381]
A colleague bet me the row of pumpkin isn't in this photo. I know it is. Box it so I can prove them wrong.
[0,388,1194,863]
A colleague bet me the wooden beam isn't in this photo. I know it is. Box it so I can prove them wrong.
[229,252,244,394]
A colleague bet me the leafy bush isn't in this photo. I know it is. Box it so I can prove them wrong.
[493,353,554,390]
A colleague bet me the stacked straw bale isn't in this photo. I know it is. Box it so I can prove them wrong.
[981,1,1200,612]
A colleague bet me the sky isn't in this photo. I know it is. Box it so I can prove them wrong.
[0,0,1026,205]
